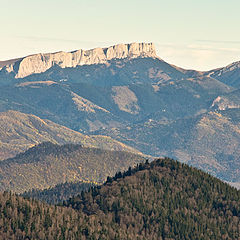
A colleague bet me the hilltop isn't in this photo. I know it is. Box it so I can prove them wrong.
[0,142,145,193]
[0,158,239,239]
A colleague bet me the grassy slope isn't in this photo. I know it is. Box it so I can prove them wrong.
[0,110,141,160]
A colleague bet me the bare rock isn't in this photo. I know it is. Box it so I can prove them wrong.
[2,43,157,78]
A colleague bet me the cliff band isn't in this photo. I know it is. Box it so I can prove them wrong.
[1,43,156,78]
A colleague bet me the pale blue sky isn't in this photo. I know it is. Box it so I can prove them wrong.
[1,0,240,70]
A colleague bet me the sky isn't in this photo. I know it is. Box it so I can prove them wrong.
[0,0,240,70]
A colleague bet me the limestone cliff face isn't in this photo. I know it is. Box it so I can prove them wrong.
[3,43,156,78]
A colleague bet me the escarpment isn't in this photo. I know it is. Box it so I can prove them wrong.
[1,42,157,78]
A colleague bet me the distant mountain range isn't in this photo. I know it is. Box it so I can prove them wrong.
[97,110,240,184]
[0,42,240,187]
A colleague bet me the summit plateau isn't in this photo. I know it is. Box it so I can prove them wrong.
[0,42,156,78]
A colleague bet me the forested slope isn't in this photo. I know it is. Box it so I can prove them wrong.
[0,158,239,239]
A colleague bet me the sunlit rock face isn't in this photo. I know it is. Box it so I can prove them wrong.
[2,43,157,78]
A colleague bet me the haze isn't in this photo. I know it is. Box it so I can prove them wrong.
[1,0,240,70]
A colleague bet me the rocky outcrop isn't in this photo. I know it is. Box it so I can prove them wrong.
[2,43,157,78]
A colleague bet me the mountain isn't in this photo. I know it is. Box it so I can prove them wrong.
[0,110,141,160]
[206,61,240,88]
[0,43,157,79]
[0,42,239,187]
[96,109,240,185]
[0,58,22,69]
[0,142,146,193]
[0,83,122,132]
[0,158,239,239]
[0,50,232,132]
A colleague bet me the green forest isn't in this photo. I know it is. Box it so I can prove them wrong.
[22,181,96,205]
[0,158,239,239]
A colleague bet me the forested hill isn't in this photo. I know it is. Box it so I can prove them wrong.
[0,142,146,193]
[0,158,239,239]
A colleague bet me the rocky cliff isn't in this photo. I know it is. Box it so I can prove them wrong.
[1,42,156,78]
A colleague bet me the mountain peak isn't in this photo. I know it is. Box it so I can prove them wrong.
[1,42,157,78]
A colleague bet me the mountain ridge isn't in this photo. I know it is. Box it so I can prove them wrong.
[0,110,141,160]
[0,142,146,193]
[0,42,240,189]
[0,42,157,78]
[1,42,240,82]
[205,60,240,88]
